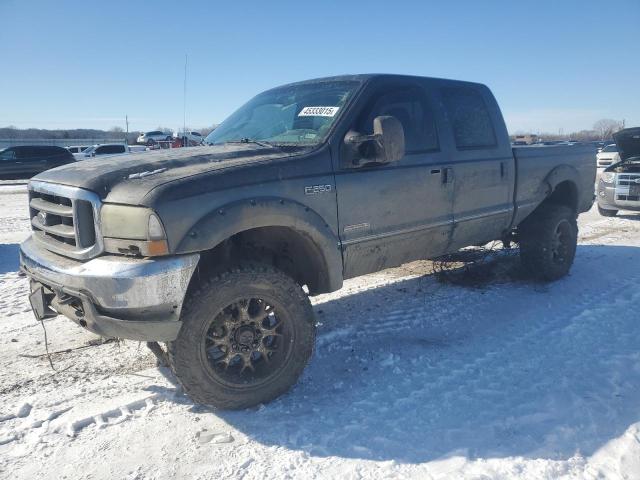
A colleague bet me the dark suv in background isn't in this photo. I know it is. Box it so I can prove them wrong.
[0,146,75,179]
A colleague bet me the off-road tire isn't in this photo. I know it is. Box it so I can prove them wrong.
[519,205,578,281]
[167,265,315,409]
[597,205,618,217]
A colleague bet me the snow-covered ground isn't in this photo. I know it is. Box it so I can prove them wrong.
[1,184,639,480]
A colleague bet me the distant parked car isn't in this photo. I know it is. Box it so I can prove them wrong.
[0,145,75,179]
[176,130,204,146]
[128,145,148,153]
[75,144,131,159]
[65,145,91,154]
[597,127,640,217]
[136,131,172,145]
[596,140,615,153]
[596,144,620,169]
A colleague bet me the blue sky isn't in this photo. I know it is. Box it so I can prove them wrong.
[1,0,638,134]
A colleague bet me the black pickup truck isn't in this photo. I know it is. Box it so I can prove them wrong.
[20,74,595,409]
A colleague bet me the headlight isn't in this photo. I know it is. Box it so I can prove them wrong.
[100,205,169,256]
[600,172,616,184]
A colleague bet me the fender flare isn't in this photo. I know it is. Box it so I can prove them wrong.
[542,164,579,194]
[175,197,343,293]
[514,164,580,227]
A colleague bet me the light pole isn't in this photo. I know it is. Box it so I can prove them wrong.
[183,54,188,147]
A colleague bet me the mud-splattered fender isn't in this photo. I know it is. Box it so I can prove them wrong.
[174,197,343,292]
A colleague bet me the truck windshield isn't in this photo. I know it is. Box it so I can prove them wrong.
[205,80,360,147]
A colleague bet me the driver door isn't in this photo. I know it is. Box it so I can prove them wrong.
[335,82,454,278]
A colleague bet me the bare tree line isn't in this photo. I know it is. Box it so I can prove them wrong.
[1,124,218,144]
[511,119,625,142]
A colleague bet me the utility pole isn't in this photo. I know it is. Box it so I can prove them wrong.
[183,54,188,147]
[125,115,129,144]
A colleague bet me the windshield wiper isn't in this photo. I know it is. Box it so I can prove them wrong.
[226,138,276,148]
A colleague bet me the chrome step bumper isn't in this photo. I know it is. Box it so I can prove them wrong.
[19,236,199,341]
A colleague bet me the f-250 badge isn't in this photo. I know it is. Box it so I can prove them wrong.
[305,184,332,195]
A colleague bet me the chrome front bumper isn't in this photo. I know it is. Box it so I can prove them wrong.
[598,177,640,212]
[19,236,199,341]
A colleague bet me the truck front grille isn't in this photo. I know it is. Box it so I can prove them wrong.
[615,174,640,207]
[29,181,103,260]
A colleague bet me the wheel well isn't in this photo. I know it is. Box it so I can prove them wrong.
[189,226,332,296]
[541,180,578,214]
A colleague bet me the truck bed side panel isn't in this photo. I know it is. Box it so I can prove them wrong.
[511,145,596,226]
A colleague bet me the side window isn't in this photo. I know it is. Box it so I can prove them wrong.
[440,87,497,149]
[101,145,125,154]
[43,147,59,157]
[358,87,439,153]
[22,147,39,160]
[13,147,27,159]
[0,149,16,161]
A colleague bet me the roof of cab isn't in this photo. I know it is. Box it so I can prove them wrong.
[271,73,487,90]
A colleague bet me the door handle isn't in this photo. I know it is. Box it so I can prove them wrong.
[442,167,454,184]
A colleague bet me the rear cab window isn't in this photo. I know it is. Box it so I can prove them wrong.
[440,86,497,150]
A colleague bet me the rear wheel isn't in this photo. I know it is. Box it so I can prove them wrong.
[597,205,618,217]
[519,205,578,281]
[167,265,315,409]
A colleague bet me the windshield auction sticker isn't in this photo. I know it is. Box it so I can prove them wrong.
[298,106,339,117]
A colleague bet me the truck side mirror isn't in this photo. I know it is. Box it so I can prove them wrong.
[344,115,405,167]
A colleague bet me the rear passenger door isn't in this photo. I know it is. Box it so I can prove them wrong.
[438,85,515,249]
[44,148,71,169]
[19,147,48,176]
[335,80,453,278]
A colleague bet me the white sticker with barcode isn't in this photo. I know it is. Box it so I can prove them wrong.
[298,106,339,117]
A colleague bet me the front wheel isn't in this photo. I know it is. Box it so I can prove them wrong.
[167,265,315,409]
[519,205,578,281]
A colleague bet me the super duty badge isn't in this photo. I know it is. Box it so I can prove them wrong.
[305,184,332,195]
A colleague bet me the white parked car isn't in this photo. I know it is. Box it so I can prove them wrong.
[136,130,173,145]
[176,130,204,146]
[128,145,149,153]
[65,145,91,154]
[596,144,620,169]
[74,144,131,160]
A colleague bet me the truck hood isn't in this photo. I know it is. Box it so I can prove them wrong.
[614,127,640,162]
[32,144,303,205]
